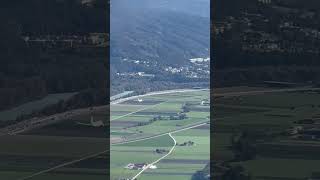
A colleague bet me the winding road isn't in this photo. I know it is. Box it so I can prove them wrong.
[128,121,210,180]
[130,133,177,180]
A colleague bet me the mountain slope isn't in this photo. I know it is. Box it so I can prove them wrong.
[110,0,210,66]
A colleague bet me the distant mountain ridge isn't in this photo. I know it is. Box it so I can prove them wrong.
[111,0,210,66]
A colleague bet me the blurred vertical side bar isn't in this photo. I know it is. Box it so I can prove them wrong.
[212,0,320,179]
[0,0,110,179]
[210,0,215,178]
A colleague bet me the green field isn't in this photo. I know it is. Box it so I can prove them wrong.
[138,129,210,180]
[111,135,174,180]
[213,88,320,179]
[111,90,209,139]
[0,93,109,180]
[0,135,108,180]
[111,90,210,180]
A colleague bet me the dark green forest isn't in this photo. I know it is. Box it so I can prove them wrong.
[212,0,320,87]
[0,0,108,112]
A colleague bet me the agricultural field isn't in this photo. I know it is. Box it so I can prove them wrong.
[0,104,108,180]
[0,134,108,180]
[0,93,77,122]
[138,128,210,180]
[213,87,320,179]
[24,106,109,138]
[110,89,210,180]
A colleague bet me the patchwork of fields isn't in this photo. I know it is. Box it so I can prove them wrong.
[138,128,210,180]
[0,89,209,180]
[0,103,108,180]
[213,87,320,179]
[110,90,210,180]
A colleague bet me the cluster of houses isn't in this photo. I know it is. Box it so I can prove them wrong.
[287,118,320,140]
[22,33,108,48]
[125,163,157,170]
[215,3,320,55]
[116,72,155,78]
[201,99,210,106]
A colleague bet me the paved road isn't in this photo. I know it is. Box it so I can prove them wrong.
[129,121,210,180]
[111,88,208,105]
[131,133,177,180]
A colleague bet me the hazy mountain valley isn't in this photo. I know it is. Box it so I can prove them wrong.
[110,0,210,95]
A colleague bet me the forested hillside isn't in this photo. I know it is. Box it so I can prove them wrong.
[212,0,320,86]
[111,4,209,66]
[0,0,108,112]
[110,0,210,94]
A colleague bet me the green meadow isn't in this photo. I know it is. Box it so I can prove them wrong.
[110,90,210,180]
[213,88,320,179]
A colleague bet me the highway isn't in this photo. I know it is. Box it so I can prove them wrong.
[111,88,208,105]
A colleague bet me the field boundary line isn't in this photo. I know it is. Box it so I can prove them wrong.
[111,121,209,146]
[15,149,109,180]
[214,87,320,97]
[111,101,169,121]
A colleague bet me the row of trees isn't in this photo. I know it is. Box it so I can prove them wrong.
[9,88,107,127]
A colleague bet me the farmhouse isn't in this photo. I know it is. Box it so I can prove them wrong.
[125,163,157,170]
[287,126,303,135]
[125,163,147,170]
[136,98,143,102]
[90,119,104,127]
[201,99,210,106]
[149,164,157,169]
